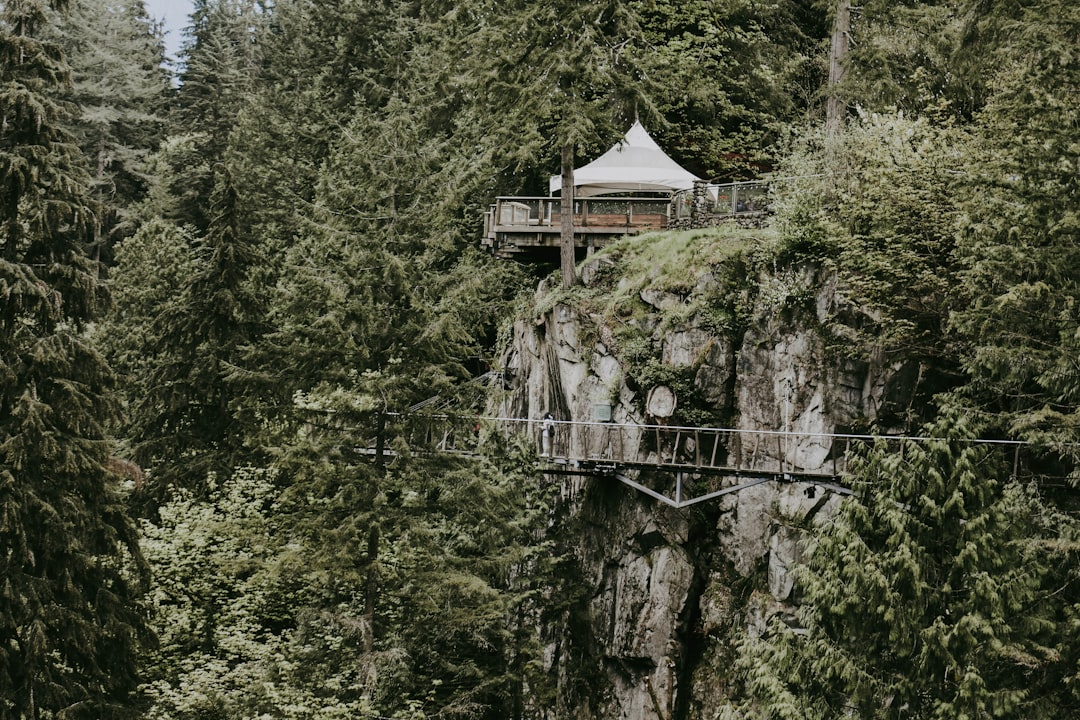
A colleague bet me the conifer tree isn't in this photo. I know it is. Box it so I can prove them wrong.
[170,0,263,232]
[0,0,146,715]
[59,0,170,257]
[720,413,1078,719]
[948,0,1080,461]
[469,0,656,288]
[125,164,265,492]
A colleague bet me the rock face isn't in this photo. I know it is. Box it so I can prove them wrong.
[499,256,913,719]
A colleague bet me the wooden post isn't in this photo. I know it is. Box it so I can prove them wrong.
[826,0,851,138]
[560,143,579,288]
[364,525,379,654]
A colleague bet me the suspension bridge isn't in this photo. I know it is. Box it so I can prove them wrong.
[361,413,1034,509]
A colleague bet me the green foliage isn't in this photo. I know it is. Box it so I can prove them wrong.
[638,0,828,178]
[843,0,979,120]
[468,0,653,165]
[720,412,1079,719]
[104,164,266,493]
[138,445,562,719]
[946,1,1080,458]
[138,467,377,719]
[827,112,967,356]
[1,0,147,716]
[58,0,170,252]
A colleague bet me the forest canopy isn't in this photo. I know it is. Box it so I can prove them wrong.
[0,0,1076,718]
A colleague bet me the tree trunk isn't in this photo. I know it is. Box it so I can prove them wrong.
[826,0,850,138]
[364,524,379,655]
[374,410,386,474]
[559,142,579,289]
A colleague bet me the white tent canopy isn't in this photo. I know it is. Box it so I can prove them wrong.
[549,121,701,197]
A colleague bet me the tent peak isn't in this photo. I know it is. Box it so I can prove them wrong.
[550,123,700,197]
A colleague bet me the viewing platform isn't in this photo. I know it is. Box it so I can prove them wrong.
[481,195,670,259]
[480,121,771,259]
[481,181,770,259]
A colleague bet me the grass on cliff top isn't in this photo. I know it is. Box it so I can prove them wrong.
[593,224,769,293]
[531,222,772,327]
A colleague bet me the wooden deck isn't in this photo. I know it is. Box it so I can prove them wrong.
[481,196,672,259]
[480,182,773,259]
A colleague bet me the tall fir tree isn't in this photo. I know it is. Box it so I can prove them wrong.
[948,0,1080,468]
[126,164,265,493]
[718,413,1078,719]
[58,0,170,258]
[169,0,263,232]
[0,0,146,716]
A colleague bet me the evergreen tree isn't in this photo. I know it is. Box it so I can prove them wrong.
[170,0,263,232]
[93,216,199,429]
[948,0,1080,464]
[719,413,1078,719]
[0,0,146,715]
[59,0,170,257]
[467,0,657,287]
[177,0,263,144]
[218,7,325,277]
[124,165,265,493]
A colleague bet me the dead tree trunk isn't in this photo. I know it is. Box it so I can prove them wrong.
[559,142,579,289]
[826,0,850,138]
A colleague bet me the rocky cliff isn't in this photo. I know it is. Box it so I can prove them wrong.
[495,228,920,719]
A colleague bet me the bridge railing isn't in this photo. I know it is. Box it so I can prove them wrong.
[383,414,1031,482]
[388,414,856,476]
[524,418,856,477]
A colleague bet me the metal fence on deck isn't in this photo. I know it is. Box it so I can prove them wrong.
[671,181,771,221]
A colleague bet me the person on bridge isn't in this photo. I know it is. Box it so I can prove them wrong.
[541,412,555,457]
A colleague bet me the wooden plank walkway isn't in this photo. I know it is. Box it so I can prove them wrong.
[363,414,1032,509]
